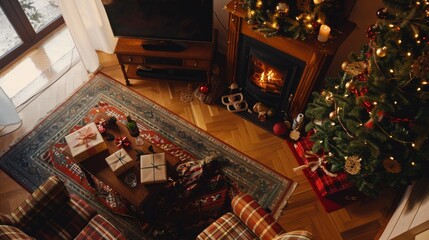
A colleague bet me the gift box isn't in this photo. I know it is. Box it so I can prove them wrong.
[140,153,167,184]
[294,131,360,206]
[105,148,134,176]
[64,122,107,162]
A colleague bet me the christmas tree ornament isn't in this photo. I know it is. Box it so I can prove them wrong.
[366,24,377,39]
[273,122,288,136]
[341,61,349,71]
[275,2,289,18]
[329,111,337,119]
[344,61,368,76]
[383,157,402,173]
[325,92,334,103]
[344,156,362,175]
[345,80,356,91]
[411,51,429,78]
[289,129,301,140]
[376,47,387,58]
[376,8,389,19]
[199,84,210,94]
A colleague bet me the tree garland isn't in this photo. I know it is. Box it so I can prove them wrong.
[242,0,344,39]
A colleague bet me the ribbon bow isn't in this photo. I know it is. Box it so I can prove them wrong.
[115,136,130,148]
[73,127,97,148]
[111,151,127,169]
[293,150,337,177]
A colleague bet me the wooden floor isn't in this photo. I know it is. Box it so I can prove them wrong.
[0,27,398,239]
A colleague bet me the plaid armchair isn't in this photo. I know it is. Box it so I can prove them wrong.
[0,176,125,240]
[197,193,313,240]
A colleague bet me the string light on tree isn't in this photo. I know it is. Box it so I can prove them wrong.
[304,1,429,196]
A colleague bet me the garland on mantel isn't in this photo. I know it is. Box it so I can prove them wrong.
[243,0,343,39]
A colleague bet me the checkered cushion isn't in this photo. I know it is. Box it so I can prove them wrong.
[196,212,258,240]
[74,215,126,240]
[3,176,125,239]
[0,214,15,226]
[0,225,35,239]
[31,194,97,239]
[232,194,285,240]
[11,176,70,235]
[273,230,314,240]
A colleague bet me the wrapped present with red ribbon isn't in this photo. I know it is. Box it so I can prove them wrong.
[115,136,130,148]
[294,131,355,200]
[105,148,134,176]
[64,122,107,162]
[176,155,216,192]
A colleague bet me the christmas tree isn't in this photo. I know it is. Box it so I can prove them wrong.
[304,0,429,196]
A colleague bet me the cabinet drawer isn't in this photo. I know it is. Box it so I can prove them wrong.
[117,55,143,64]
[183,59,210,69]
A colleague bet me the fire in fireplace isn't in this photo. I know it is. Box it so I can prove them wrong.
[236,35,305,131]
[250,55,285,95]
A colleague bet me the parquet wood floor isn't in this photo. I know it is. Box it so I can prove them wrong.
[98,52,399,240]
[0,32,398,238]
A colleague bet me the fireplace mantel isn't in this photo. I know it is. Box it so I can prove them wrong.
[225,0,355,119]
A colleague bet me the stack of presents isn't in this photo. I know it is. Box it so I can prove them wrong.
[64,122,167,184]
[64,122,230,219]
[294,131,362,212]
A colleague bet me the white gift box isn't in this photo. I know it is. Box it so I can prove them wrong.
[64,122,107,162]
[105,148,134,176]
[140,153,167,184]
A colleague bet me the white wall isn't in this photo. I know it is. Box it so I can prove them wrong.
[212,0,384,77]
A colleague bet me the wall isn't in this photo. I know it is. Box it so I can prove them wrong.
[212,0,384,77]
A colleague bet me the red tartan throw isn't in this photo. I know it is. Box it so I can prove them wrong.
[176,155,216,191]
[294,133,354,197]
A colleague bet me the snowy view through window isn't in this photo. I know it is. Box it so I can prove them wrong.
[0,0,61,57]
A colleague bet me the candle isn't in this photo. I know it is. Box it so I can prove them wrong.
[318,24,331,42]
[313,0,324,4]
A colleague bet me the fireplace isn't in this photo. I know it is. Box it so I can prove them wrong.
[225,0,355,134]
[236,35,305,130]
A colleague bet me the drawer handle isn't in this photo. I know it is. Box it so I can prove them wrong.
[128,57,132,62]
[193,62,198,67]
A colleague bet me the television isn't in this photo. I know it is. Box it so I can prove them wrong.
[102,0,213,51]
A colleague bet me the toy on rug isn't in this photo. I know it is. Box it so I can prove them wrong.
[221,82,248,112]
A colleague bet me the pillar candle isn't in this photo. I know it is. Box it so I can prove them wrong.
[313,0,323,4]
[318,24,331,42]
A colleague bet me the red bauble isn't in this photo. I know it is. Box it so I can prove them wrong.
[199,84,210,94]
[273,122,287,136]
[366,24,377,39]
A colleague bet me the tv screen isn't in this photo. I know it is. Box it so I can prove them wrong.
[103,0,213,43]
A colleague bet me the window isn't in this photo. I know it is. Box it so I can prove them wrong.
[0,0,63,70]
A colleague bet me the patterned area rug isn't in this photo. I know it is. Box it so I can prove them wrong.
[0,73,297,239]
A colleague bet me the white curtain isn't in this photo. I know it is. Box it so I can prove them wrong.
[57,0,117,73]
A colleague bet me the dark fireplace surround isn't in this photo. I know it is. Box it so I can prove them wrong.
[236,35,305,131]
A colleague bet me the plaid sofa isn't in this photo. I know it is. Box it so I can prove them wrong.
[0,176,125,240]
[197,193,313,240]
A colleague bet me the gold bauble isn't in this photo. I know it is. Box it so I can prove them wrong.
[329,111,337,119]
[267,108,275,117]
[325,92,334,103]
[321,90,328,97]
[345,80,356,91]
[341,61,349,71]
[376,47,387,58]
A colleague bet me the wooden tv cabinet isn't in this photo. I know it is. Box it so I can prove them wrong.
[115,33,217,86]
